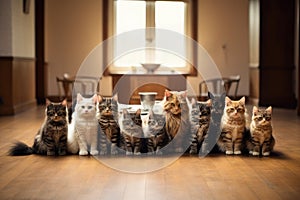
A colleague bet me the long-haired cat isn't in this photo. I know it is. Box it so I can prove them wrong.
[163,90,190,153]
[9,99,68,156]
[188,98,212,154]
[144,110,169,155]
[97,94,120,155]
[247,106,275,156]
[67,93,99,156]
[218,96,247,155]
[119,109,143,155]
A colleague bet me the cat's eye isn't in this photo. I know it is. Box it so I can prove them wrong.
[171,103,175,107]
[88,106,93,109]
[237,108,243,113]
[81,106,85,109]
[257,117,263,121]
[265,117,271,121]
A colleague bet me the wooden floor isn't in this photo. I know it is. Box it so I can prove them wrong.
[0,106,300,200]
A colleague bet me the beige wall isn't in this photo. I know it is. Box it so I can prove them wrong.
[188,0,249,97]
[45,0,249,97]
[45,0,104,95]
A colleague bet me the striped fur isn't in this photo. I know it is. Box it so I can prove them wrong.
[9,99,68,156]
[188,98,212,154]
[247,106,275,156]
[120,109,143,155]
[97,94,120,155]
[145,110,169,155]
[218,96,247,155]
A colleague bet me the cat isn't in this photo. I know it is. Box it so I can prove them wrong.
[119,109,143,155]
[9,99,68,156]
[202,92,226,154]
[163,90,190,153]
[188,98,212,154]
[218,96,247,155]
[247,106,275,156]
[97,94,120,155]
[144,110,169,155]
[67,93,99,156]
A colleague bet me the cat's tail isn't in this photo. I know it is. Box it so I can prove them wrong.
[9,142,33,156]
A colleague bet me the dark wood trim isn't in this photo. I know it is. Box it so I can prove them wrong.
[35,0,46,105]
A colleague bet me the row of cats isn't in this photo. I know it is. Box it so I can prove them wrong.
[9,90,275,157]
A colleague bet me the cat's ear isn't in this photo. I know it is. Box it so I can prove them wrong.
[61,99,68,106]
[206,99,212,107]
[97,95,103,103]
[239,96,246,105]
[191,98,196,105]
[135,109,141,116]
[165,90,172,98]
[92,94,98,104]
[252,106,258,115]
[112,93,118,102]
[181,90,188,98]
[77,93,83,102]
[225,96,232,106]
[46,99,51,106]
[266,106,272,114]
[208,92,213,99]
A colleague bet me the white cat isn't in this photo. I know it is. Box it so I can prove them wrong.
[67,93,99,156]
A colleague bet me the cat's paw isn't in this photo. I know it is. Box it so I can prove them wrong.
[175,147,184,153]
[47,151,55,156]
[134,152,141,156]
[147,151,154,155]
[99,150,107,155]
[79,150,89,156]
[234,150,241,155]
[58,150,67,156]
[156,150,163,155]
[249,150,253,154]
[225,150,234,155]
[189,149,197,154]
[111,146,118,155]
[262,152,270,156]
[252,151,260,156]
[126,151,133,156]
[90,150,99,156]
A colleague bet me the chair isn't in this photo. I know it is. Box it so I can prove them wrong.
[199,75,240,100]
[56,76,74,101]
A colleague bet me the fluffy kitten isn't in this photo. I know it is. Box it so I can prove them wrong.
[9,99,68,156]
[120,109,143,155]
[67,93,99,156]
[144,110,169,155]
[97,94,120,155]
[163,90,190,153]
[247,106,275,156]
[218,96,247,155]
[188,98,212,154]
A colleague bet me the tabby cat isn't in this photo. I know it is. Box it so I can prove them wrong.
[9,99,68,156]
[67,93,99,156]
[145,110,169,155]
[247,106,275,156]
[120,109,143,155]
[97,94,120,155]
[188,98,212,154]
[218,96,247,155]
[163,90,190,153]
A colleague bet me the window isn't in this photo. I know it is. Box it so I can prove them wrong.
[103,0,197,74]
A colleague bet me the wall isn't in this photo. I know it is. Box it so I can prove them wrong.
[45,0,105,96]
[188,0,249,97]
[0,0,35,115]
[45,0,249,97]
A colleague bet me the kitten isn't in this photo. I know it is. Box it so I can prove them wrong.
[97,94,120,155]
[163,90,190,153]
[247,106,275,156]
[144,110,169,155]
[9,99,68,156]
[120,109,143,155]
[67,93,99,156]
[188,98,212,154]
[218,96,247,155]
[202,92,226,154]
